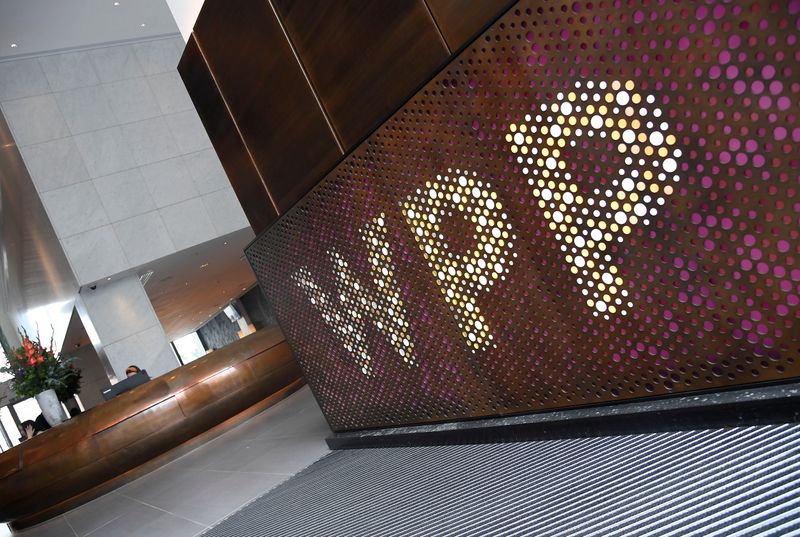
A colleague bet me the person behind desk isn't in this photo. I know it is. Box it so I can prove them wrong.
[125,365,142,378]
[18,415,51,442]
[18,420,37,442]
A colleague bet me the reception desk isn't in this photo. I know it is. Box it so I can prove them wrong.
[0,327,304,529]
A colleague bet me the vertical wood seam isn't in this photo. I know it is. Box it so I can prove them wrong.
[421,0,453,55]
[265,0,346,154]
[192,35,281,215]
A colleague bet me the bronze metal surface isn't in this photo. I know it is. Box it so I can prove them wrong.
[425,0,516,51]
[246,0,800,431]
[192,0,342,214]
[273,0,450,150]
[0,327,304,527]
[178,36,278,234]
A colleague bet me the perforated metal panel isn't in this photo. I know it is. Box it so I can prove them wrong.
[247,0,800,431]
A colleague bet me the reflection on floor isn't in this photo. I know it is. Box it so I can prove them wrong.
[11,386,331,537]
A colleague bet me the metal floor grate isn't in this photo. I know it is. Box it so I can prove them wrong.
[204,424,800,536]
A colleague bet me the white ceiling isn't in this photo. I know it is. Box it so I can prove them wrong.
[0,0,180,60]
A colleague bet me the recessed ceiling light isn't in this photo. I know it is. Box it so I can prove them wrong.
[242,287,246,291]
[223,241,228,245]
[10,43,17,48]
[106,277,112,280]
[200,263,209,268]
[113,1,119,5]
[140,23,147,27]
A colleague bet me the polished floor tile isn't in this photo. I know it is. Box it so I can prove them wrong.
[84,502,204,537]
[63,493,142,536]
[12,386,331,536]
[13,516,77,537]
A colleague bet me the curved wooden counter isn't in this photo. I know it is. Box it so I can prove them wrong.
[0,327,304,529]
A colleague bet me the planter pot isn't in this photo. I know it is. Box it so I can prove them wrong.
[35,389,67,426]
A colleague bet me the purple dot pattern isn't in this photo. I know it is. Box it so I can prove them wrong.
[246,0,800,431]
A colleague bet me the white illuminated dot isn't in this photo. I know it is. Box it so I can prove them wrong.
[514,132,525,145]
[591,229,603,241]
[541,188,553,201]
[602,272,614,285]
[650,131,664,146]
[621,178,635,192]
[663,157,677,173]
[634,203,647,217]
[622,130,636,144]
[574,236,585,248]
[596,300,607,312]
[616,90,630,105]
[494,262,503,274]
[614,211,627,225]
[551,124,562,137]
[560,102,573,115]
[574,255,586,267]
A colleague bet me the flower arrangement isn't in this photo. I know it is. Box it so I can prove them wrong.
[0,329,82,401]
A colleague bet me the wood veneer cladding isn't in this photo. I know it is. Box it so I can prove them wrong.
[192,0,342,214]
[272,0,450,150]
[425,0,516,51]
[178,36,277,234]
[0,328,302,527]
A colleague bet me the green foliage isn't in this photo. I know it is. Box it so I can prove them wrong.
[0,329,82,401]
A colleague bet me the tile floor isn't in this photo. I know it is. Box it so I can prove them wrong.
[3,386,331,537]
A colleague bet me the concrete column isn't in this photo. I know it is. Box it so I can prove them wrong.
[165,0,206,42]
[77,274,178,380]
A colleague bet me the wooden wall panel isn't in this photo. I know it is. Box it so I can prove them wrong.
[178,36,277,234]
[273,0,450,150]
[192,0,342,214]
[425,0,515,51]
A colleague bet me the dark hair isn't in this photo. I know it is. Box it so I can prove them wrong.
[125,365,141,375]
[34,414,51,431]
[19,420,36,431]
